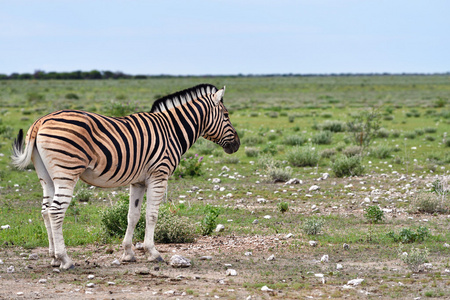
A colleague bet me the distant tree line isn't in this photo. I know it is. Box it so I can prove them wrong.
[0,70,449,80]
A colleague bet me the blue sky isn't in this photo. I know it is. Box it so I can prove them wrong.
[1,0,449,75]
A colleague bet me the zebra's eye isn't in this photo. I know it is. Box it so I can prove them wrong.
[224,113,229,118]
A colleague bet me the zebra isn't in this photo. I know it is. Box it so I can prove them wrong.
[11,84,240,270]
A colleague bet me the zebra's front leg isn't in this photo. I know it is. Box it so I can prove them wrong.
[143,176,168,262]
[121,183,146,262]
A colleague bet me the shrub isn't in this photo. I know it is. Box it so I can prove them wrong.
[283,135,306,146]
[257,155,281,170]
[332,155,364,177]
[370,145,393,159]
[342,146,362,157]
[193,139,217,155]
[425,135,435,141]
[413,192,448,214]
[27,92,45,103]
[268,166,292,183]
[200,205,221,236]
[278,202,289,213]
[320,148,336,158]
[302,217,325,235]
[391,130,401,138]
[398,244,429,273]
[423,127,437,133]
[377,128,390,138]
[65,92,79,100]
[173,154,204,178]
[364,206,384,224]
[319,120,346,132]
[346,108,381,154]
[430,178,449,196]
[101,197,195,243]
[404,131,417,139]
[312,131,333,145]
[245,147,260,157]
[262,143,278,155]
[387,226,430,243]
[414,128,424,136]
[104,100,139,117]
[74,187,93,202]
[242,135,264,146]
[287,146,319,167]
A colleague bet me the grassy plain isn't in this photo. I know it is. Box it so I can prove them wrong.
[0,75,449,298]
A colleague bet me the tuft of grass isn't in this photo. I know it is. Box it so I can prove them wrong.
[302,217,325,235]
[312,130,333,145]
[331,155,364,177]
[283,135,306,146]
[318,120,346,132]
[287,146,319,167]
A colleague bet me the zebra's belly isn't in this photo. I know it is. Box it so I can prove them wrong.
[79,168,144,188]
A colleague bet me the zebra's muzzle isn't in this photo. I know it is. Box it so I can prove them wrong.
[223,133,240,154]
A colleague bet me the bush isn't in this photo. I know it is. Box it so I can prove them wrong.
[242,135,264,146]
[193,139,218,155]
[391,130,401,138]
[262,143,278,155]
[278,202,289,213]
[268,166,292,183]
[414,128,424,136]
[302,217,325,235]
[200,205,221,236]
[312,131,333,145]
[342,146,362,157]
[370,145,393,159]
[174,154,204,178]
[257,155,282,170]
[425,135,435,142]
[387,226,430,243]
[364,206,384,224]
[101,196,195,243]
[287,146,319,167]
[377,128,390,138]
[65,92,79,100]
[404,131,417,139]
[320,148,336,158]
[413,192,448,214]
[332,155,364,177]
[319,120,346,132]
[398,245,429,273]
[104,100,139,117]
[423,127,437,133]
[74,187,93,202]
[283,135,306,146]
[245,147,260,157]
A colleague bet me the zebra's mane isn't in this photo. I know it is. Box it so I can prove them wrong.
[150,84,218,113]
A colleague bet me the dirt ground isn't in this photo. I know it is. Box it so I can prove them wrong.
[1,232,449,300]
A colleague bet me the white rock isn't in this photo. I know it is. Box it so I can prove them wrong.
[7,265,14,273]
[111,259,121,266]
[423,263,433,269]
[108,282,116,285]
[284,233,293,239]
[267,255,275,261]
[1,225,10,230]
[244,252,252,256]
[336,263,343,270]
[16,292,24,296]
[53,268,61,273]
[285,178,302,185]
[87,274,95,280]
[38,279,47,284]
[215,224,225,232]
[86,283,95,288]
[309,241,318,247]
[321,173,329,180]
[0,259,3,264]
[256,198,267,203]
[28,253,39,260]
[170,255,191,268]
[261,286,273,292]
[314,273,324,278]
[309,185,320,191]
[263,215,271,219]
[163,290,175,295]
[321,255,329,262]
[343,243,350,250]
[219,187,226,192]
[226,269,237,276]
[443,243,450,248]
[347,278,364,286]
[135,242,144,250]
[252,219,259,224]
[221,166,230,172]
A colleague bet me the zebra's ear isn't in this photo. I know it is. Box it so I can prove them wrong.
[212,86,226,106]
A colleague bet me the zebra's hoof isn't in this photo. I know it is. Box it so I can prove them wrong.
[149,255,164,263]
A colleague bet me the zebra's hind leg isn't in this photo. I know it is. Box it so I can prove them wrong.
[48,177,79,270]
[121,183,146,262]
[32,150,59,267]
[143,176,168,262]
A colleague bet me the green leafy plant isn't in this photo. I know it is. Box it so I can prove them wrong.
[302,217,325,235]
[200,204,221,236]
[287,146,319,167]
[312,130,333,145]
[174,154,204,178]
[331,155,364,177]
[346,108,381,155]
[277,202,289,213]
[364,205,384,224]
[387,226,430,243]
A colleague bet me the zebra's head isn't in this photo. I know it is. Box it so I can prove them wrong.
[203,86,240,154]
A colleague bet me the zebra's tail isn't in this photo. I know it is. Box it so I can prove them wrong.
[11,129,33,170]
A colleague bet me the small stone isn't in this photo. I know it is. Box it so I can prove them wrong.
[336,263,343,270]
[252,219,259,224]
[263,215,271,219]
[20,253,28,257]
[221,166,230,172]
[321,173,329,180]
[244,252,252,256]
[267,254,275,261]
[226,269,237,276]
[53,268,61,273]
[309,185,320,191]
[7,266,14,273]
[28,253,39,260]
[443,243,450,248]
[320,255,329,262]
[1,225,10,230]
[309,241,318,247]
[38,279,47,284]
[347,278,364,286]
[284,233,293,239]
[343,243,350,250]
[423,263,433,269]
[111,259,121,266]
[199,256,213,260]
[164,290,175,295]
[285,178,302,185]
[16,292,24,296]
[0,259,3,264]
[86,283,95,288]
[170,255,191,268]
[135,242,144,250]
[87,274,95,280]
[314,273,324,278]
[215,224,225,232]
[261,286,273,292]
[257,198,267,203]
[108,281,116,286]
